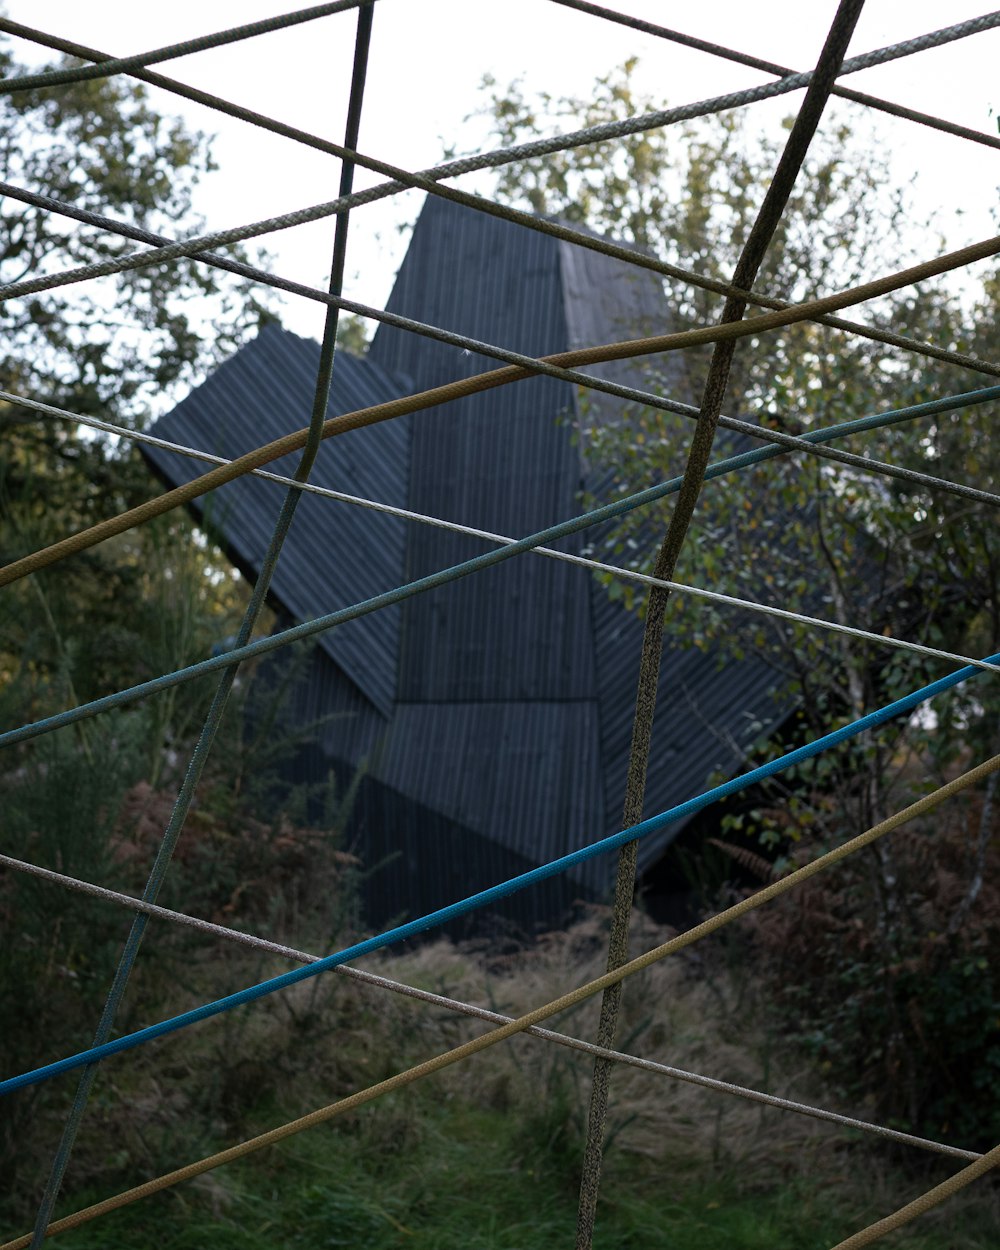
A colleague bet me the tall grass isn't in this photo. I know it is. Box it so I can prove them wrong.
[6,909,997,1248]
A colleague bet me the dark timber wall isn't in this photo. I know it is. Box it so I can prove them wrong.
[144,194,790,932]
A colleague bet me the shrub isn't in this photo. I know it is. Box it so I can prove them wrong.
[745,778,1000,1150]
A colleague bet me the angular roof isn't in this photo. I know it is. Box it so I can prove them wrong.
[144,194,790,921]
[142,322,409,718]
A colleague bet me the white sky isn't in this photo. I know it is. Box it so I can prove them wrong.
[4,0,999,345]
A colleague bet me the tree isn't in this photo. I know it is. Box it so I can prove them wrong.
[476,62,1000,1146]
[0,40,273,420]
[0,42,295,1189]
[0,40,274,737]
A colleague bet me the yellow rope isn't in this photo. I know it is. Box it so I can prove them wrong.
[2,229,998,591]
[7,752,997,1249]
[829,1141,1000,1249]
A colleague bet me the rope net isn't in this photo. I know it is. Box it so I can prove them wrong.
[1,3,998,1246]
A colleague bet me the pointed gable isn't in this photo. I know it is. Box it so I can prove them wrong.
[142,322,409,718]
[369,195,597,704]
[144,195,794,927]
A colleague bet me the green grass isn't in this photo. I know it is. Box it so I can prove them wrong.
[23,1094,998,1250]
[5,923,997,1249]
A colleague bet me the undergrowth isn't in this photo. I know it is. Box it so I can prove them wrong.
[2,677,996,1247]
[3,911,998,1247]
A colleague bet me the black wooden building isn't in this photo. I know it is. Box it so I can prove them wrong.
[144,195,789,932]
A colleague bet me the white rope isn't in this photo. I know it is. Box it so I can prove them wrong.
[0,850,978,1165]
[3,16,1000,306]
[3,5,997,1239]
[18,392,1000,679]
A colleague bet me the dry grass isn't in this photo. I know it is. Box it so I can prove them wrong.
[335,907,849,1178]
[7,908,999,1247]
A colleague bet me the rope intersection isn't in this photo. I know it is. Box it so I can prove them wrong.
[4,645,999,1098]
[4,751,998,1248]
[2,3,999,1245]
[550,0,1000,153]
[7,389,1000,683]
[4,226,1000,595]
[0,849,979,1164]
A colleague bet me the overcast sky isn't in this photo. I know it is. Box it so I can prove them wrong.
[4,1,999,345]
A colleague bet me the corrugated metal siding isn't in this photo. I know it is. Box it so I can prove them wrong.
[143,197,800,929]
[370,196,597,704]
[369,701,606,893]
[143,323,410,717]
[353,777,585,935]
[589,562,793,874]
[397,398,596,702]
[259,610,387,767]
[559,229,796,875]
[558,226,694,451]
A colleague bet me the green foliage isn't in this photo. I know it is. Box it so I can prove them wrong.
[0,679,362,1203]
[478,59,1000,1147]
[40,1156,1000,1250]
[0,41,352,1209]
[478,66,1000,791]
[0,510,249,787]
[477,61,1000,733]
[0,40,273,421]
[334,312,373,357]
[478,60,918,407]
[6,931,999,1247]
[744,769,1000,1149]
[0,35,273,764]
[0,715,150,1189]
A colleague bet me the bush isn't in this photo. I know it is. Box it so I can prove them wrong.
[0,684,361,1218]
[745,778,1000,1150]
[0,715,149,1192]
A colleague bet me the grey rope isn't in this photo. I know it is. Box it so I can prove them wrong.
[5,177,1000,389]
[0,2,372,94]
[6,188,1000,491]
[6,226,1000,594]
[549,0,1000,154]
[13,383,1000,513]
[576,4,866,1245]
[2,204,1000,514]
[5,25,998,383]
[16,390,1000,678]
[25,8,377,1243]
[3,14,999,309]
[0,851,979,1166]
[1,4,990,1235]
[2,9,996,147]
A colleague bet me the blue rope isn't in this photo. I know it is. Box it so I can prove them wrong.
[3,384,998,753]
[23,9,378,1243]
[2,646,997,1096]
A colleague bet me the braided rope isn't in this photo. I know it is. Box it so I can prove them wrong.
[5,166,999,383]
[3,8,998,1240]
[3,226,999,594]
[3,14,999,308]
[576,6,866,1242]
[0,850,979,1166]
[5,641,997,1097]
[8,176,1000,399]
[22,9,378,1244]
[15,376,1000,516]
[4,752,996,1249]
[550,0,1000,154]
[3,9,995,178]
[4,188,1000,505]
[828,1143,1000,1248]
[0,2,372,94]
[4,421,1000,751]
[9,388,1000,679]
[5,454,1000,755]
